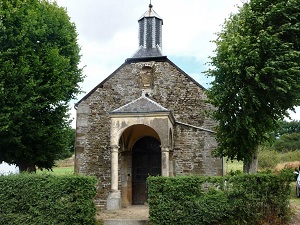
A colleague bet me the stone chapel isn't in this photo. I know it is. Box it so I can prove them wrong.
[75,4,224,210]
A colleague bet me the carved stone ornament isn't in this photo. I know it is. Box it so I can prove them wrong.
[140,65,153,88]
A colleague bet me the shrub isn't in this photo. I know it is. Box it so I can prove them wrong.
[0,173,97,225]
[279,150,300,163]
[148,176,231,225]
[148,172,292,225]
[258,146,280,170]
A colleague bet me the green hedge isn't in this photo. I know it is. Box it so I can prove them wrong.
[148,171,293,225]
[0,173,97,225]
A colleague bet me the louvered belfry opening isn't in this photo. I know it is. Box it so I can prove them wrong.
[132,4,164,58]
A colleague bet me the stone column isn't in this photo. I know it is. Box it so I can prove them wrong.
[169,150,174,177]
[111,145,119,191]
[107,145,121,210]
[161,146,169,177]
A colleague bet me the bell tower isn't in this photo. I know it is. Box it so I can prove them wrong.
[131,3,164,58]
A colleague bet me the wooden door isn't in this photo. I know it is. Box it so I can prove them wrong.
[132,137,161,205]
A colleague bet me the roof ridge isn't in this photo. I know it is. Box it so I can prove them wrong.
[111,95,144,113]
[142,95,169,111]
[176,121,216,134]
[111,94,169,113]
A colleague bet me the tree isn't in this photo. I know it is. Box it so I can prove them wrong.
[273,133,300,152]
[270,120,300,152]
[56,128,75,160]
[206,0,300,173]
[0,0,83,172]
[277,120,300,136]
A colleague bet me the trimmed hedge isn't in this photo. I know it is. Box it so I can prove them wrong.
[148,171,293,225]
[0,173,97,225]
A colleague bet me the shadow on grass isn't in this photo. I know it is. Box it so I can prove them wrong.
[37,166,74,175]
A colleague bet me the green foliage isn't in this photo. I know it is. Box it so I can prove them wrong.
[279,150,300,163]
[290,182,300,204]
[148,176,228,225]
[0,174,97,225]
[37,166,74,175]
[277,120,300,135]
[258,146,280,170]
[206,0,300,168]
[225,158,243,173]
[56,128,75,160]
[148,173,293,225]
[0,0,84,171]
[228,148,300,172]
[273,133,300,152]
[269,120,300,152]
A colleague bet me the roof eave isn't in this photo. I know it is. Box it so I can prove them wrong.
[109,110,175,125]
[109,110,171,117]
[126,56,168,63]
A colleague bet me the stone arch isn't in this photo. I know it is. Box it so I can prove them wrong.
[118,124,162,206]
[108,112,174,209]
[110,117,170,148]
[119,124,161,153]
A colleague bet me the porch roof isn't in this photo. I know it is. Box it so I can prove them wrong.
[111,94,169,114]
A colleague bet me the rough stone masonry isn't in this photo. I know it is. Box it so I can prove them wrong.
[75,59,223,209]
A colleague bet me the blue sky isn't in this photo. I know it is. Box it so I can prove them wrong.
[170,56,214,88]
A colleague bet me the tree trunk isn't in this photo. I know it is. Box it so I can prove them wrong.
[18,161,36,173]
[243,147,258,174]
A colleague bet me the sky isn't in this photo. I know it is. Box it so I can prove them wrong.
[53,0,300,126]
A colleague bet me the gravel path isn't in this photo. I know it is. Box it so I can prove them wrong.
[96,205,149,221]
[96,203,300,224]
[289,202,300,225]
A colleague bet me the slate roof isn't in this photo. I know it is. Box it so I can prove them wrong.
[131,45,163,58]
[111,94,169,114]
[131,4,164,59]
[138,7,162,21]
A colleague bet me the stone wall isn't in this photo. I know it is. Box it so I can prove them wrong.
[173,124,220,176]
[75,59,221,208]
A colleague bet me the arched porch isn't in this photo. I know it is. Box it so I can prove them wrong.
[107,99,174,210]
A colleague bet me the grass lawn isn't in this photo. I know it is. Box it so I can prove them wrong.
[225,159,243,173]
[290,182,300,205]
[37,166,74,175]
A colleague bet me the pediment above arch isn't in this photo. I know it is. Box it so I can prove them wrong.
[111,94,169,114]
[109,95,174,148]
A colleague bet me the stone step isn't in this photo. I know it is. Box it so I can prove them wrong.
[104,219,149,225]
